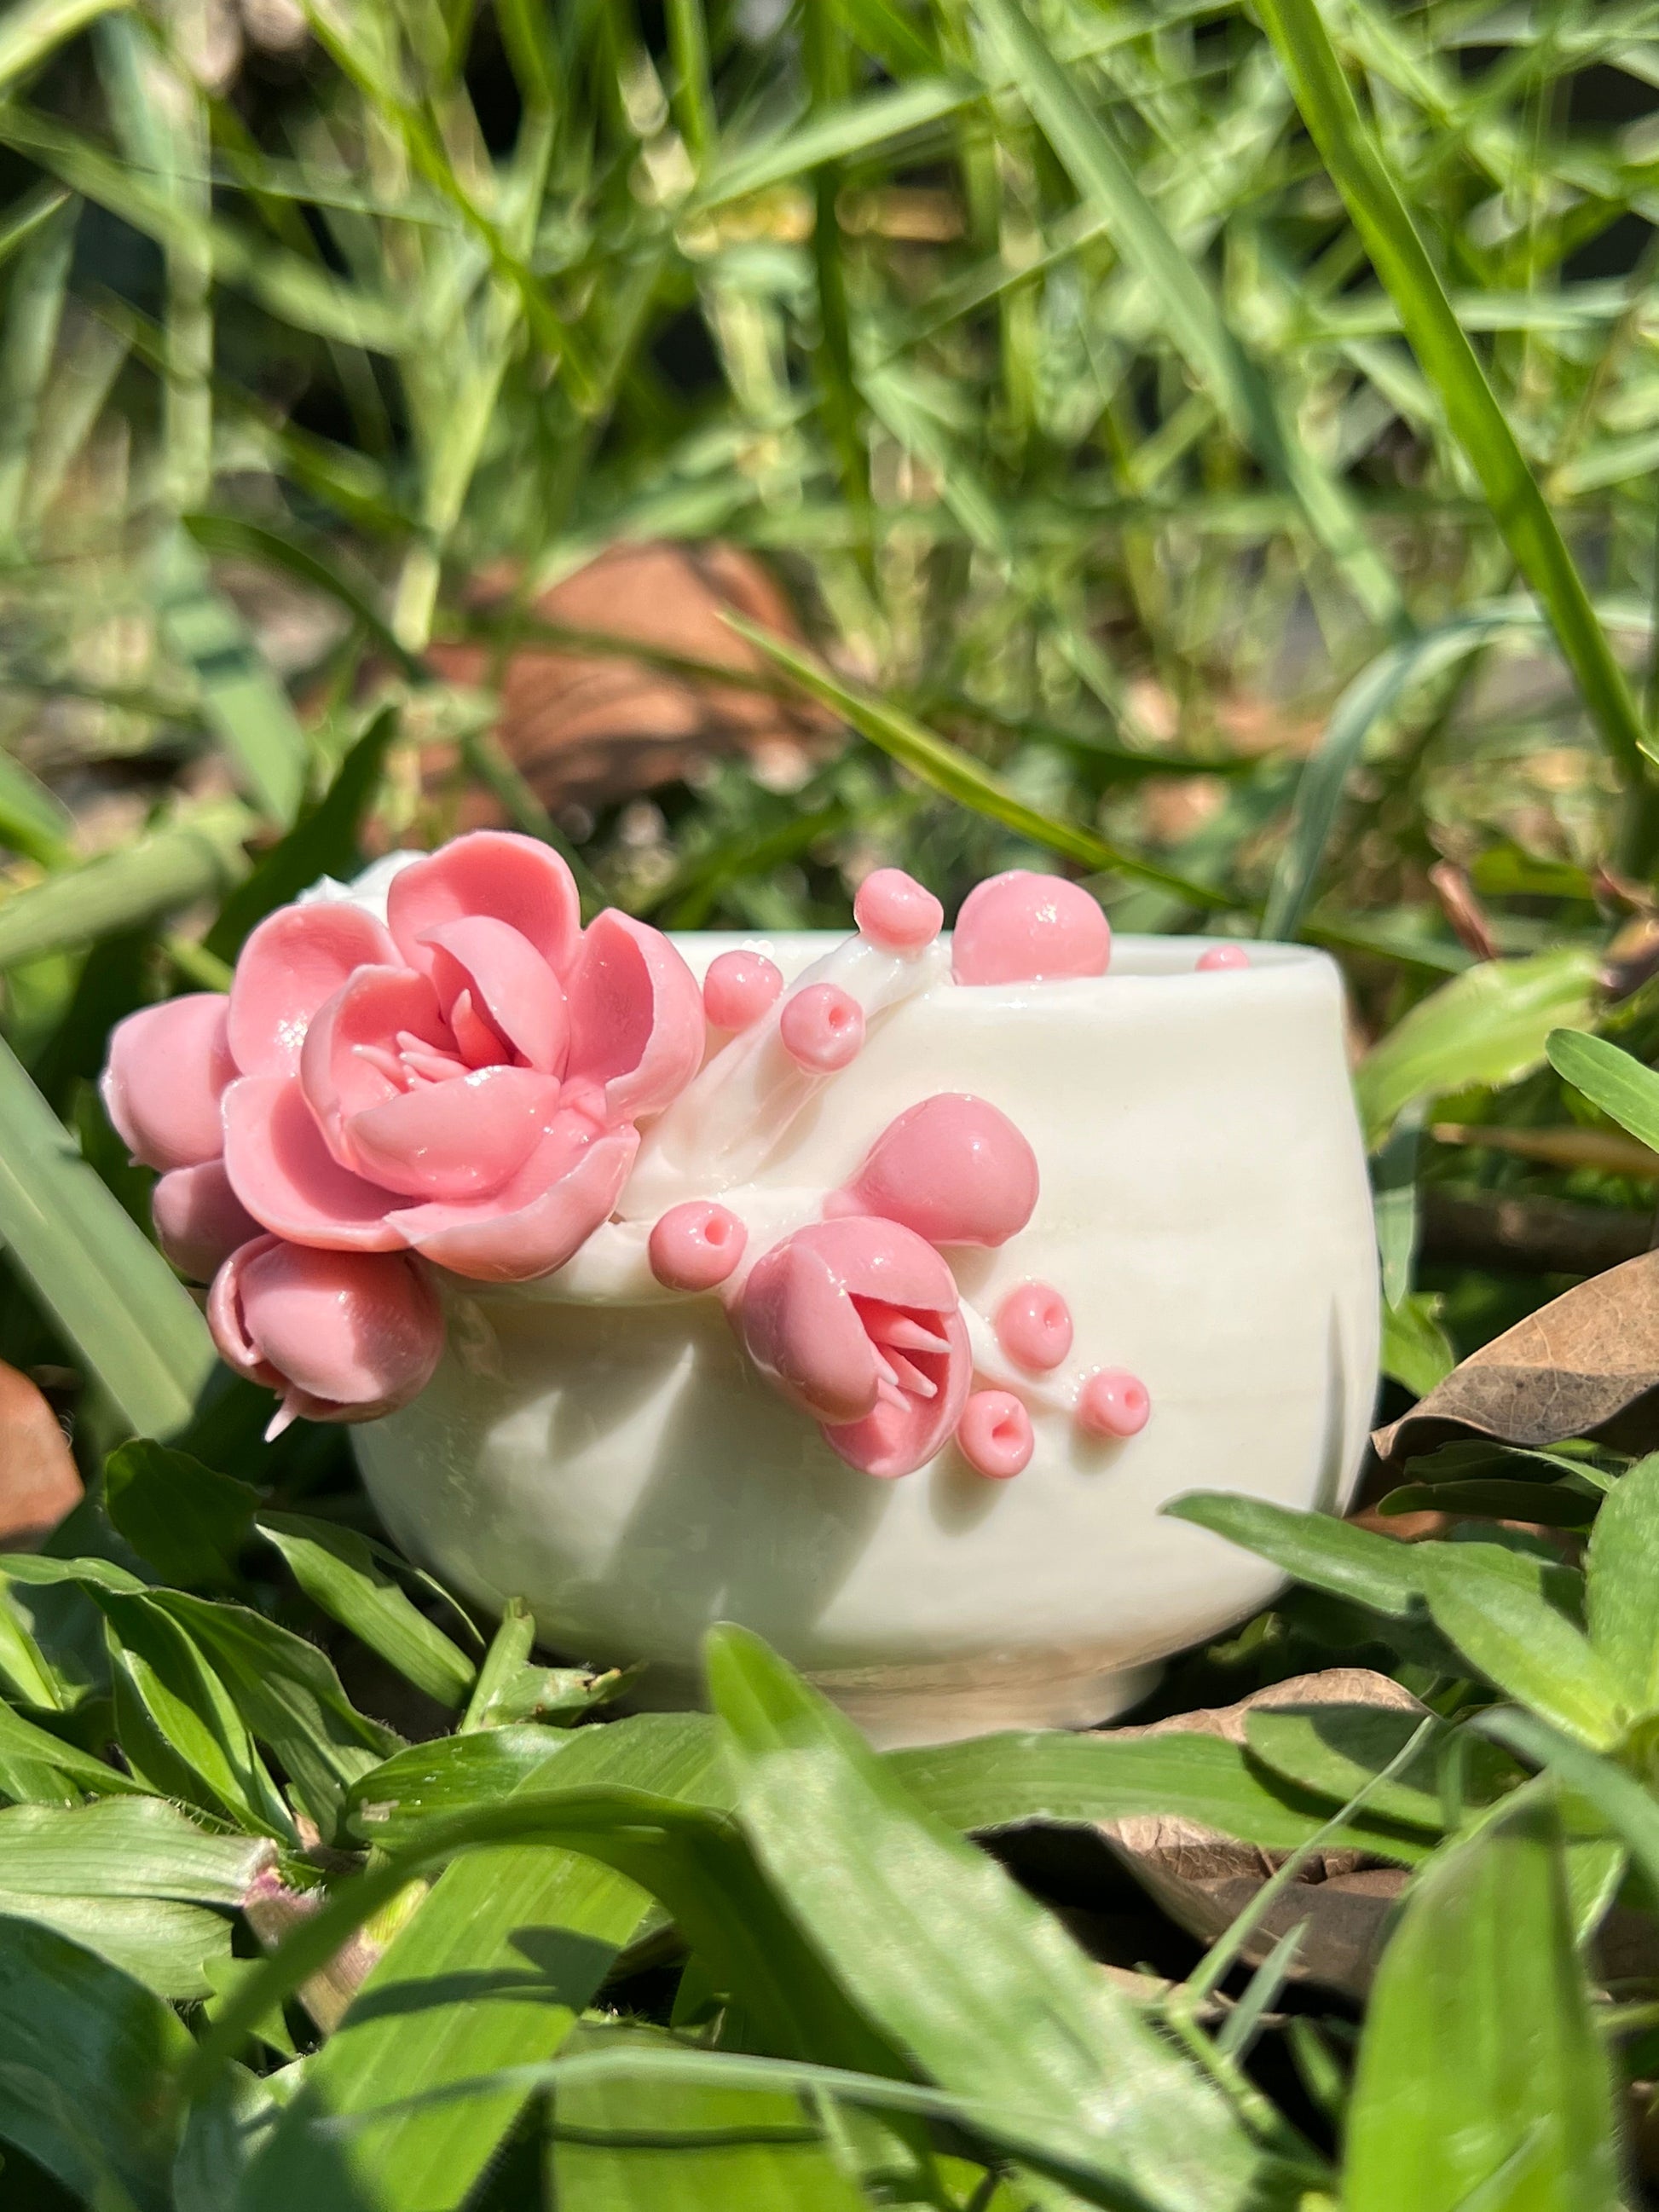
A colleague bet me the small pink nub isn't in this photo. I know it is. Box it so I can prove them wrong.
[649,1201,748,1292]
[1076,1369,1151,1439]
[995,1281,1073,1372]
[779,983,864,1071]
[855,868,944,952]
[957,1390,1034,1479]
[703,949,783,1031]
[951,870,1111,985]
[1196,943,1249,972]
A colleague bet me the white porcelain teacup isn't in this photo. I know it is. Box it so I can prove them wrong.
[354,927,1378,1747]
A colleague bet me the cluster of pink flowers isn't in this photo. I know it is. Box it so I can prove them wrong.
[103,833,703,1432]
[103,842,1154,1476]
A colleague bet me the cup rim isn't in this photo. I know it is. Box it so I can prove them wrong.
[669,927,1333,990]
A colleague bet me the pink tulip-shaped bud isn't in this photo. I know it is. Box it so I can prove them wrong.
[951,870,1110,985]
[833,1094,1038,1248]
[737,1216,970,1478]
[153,1161,262,1283]
[779,983,864,1071]
[702,949,783,1032]
[208,1236,443,1430]
[1196,943,1249,972]
[854,868,943,952]
[994,1281,1072,1371]
[649,1200,747,1291]
[1076,1368,1150,1440]
[957,1389,1033,1479]
[101,994,237,1172]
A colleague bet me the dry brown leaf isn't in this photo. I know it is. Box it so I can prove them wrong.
[427,541,835,813]
[0,1360,82,1548]
[1098,1669,1419,1999]
[1374,1248,1659,1465]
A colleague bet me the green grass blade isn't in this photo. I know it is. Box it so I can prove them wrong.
[153,531,308,826]
[1255,0,1654,797]
[1546,1029,1659,1152]
[0,800,252,971]
[237,1716,725,2212]
[1584,1454,1659,1714]
[1342,1793,1621,2212]
[1354,947,1601,1146]
[256,1512,476,1709]
[0,746,73,866]
[1263,607,1540,939]
[547,2024,872,2210]
[0,0,128,92]
[0,1036,216,1436]
[0,1912,190,2208]
[726,617,1231,909]
[974,0,1403,632]
[0,189,75,546]
[707,1625,1307,2212]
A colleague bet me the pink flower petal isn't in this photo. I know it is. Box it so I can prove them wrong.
[206,1234,285,1387]
[101,995,235,1171]
[228,904,398,1077]
[298,966,448,1169]
[388,1113,639,1282]
[152,1160,262,1282]
[223,1075,402,1250]
[564,910,704,1123]
[421,916,568,1072]
[386,832,581,981]
[833,1093,1038,1247]
[822,1304,971,1479]
[344,1066,562,1201]
[209,1236,442,1422]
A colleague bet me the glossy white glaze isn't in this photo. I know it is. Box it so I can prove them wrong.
[354,932,1379,1745]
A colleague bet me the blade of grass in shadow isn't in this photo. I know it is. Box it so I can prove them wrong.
[1254,0,1656,840]
[974,0,1403,633]
[0,1037,217,1436]
[0,800,252,971]
[0,189,75,546]
[1263,604,1542,939]
[725,616,1232,909]
[153,530,308,826]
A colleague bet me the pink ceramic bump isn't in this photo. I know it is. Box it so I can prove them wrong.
[835,1094,1038,1247]
[779,983,864,1072]
[854,868,944,952]
[1076,1368,1151,1440]
[957,1390,1033,1479]
[702,949,783,1032]
[1196,944,1249,972]
[951,870,1110,985]
[649,1200,748,1292]
[994,1280,1073,1371]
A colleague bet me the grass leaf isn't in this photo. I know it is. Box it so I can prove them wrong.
[0,1035,217,1437]
[1342,1792,1621,2212]
[1255,0,1654,801]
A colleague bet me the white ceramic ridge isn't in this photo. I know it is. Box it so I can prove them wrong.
[352,927,1380,1747]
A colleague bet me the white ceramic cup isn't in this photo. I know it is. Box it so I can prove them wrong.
[355,931,1379,1746]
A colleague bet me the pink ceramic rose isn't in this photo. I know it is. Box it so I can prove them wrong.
[102,831,704,1424]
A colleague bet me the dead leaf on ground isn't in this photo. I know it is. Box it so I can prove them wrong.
[427,541,836,814]
[1098,1670,1419,2000]
[0,1360,82,1548]
[1374,1249,1659,1465]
